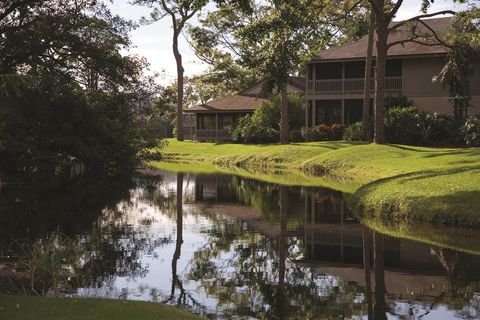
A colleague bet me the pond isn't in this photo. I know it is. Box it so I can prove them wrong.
[1,167,479,319]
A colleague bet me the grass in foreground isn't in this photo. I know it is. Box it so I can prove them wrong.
[152,139,480,226]
[0,295,203,320]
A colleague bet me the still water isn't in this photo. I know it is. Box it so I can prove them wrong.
[1,168,479,319]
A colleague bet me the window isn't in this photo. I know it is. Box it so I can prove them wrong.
[386,59,402,77]
[197,114,216,129]
[345,61,365,78]
[315,63,342,80]
[219,114,237,130]
[307,64,314,80]
[315,100,342,125]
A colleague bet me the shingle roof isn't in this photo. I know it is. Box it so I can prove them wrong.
[185,94,268,112]
[313,17,452,61]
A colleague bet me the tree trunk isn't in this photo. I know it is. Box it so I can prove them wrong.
[373,231,387,320]
[362,226,373,320]
[275,186,288,317]
[171,172,184,297]
[280,85,289,144]
[362,10,375,135]
[173,32,184,141]
[373,12,387,144]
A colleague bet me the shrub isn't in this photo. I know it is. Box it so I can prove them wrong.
[253,93,305,131]
[384,94,414,110]
[385,106,422,145]
[301,127,320,142]
[315,124,331,140]
[232,114,279,144]
[343,122,364,141]
[289,130,303,142]
[330,124,346,140]
[462,116,480,146]
[419,113,460,146]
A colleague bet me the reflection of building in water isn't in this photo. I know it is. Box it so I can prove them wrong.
[194,175,239,203]
[185,172,480,303]
[301,188,480,302]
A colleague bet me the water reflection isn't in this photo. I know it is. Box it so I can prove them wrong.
[1,169,480,319]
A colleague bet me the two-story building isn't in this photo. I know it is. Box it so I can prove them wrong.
[305,17,480,127]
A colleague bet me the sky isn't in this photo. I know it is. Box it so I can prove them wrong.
[108,0,471,86]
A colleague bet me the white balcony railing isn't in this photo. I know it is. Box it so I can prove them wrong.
[307,76,402,95]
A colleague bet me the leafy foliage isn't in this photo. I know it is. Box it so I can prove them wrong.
[253,93,305,131]
[385,107,422,145]
[231,114,279,144]
[0,78,158,181]
[343,122,365,141]
[462,116,480,146]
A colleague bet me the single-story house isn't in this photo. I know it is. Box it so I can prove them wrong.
[305,17,480,127]
[183,77,305,141]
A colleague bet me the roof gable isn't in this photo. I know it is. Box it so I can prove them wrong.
[313,17,452,61]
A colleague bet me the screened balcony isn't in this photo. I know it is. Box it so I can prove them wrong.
[306,60,403,95]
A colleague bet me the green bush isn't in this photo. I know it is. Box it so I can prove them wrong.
[384,94,414,110]
[462,116,480,146]
[385,106,422,145]
[301,127,320,142]
[343,122,364,141]
[232,114,279,144]
[420,113,459,146]
[253,93,305,131]
[289,130,303,142]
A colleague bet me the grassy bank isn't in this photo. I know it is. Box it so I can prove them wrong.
[151,139,480,226]
[0,295,203,320]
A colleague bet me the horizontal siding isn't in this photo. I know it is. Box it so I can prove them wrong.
[403,57,448,97]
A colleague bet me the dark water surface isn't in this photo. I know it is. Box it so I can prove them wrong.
[1,168,479,319]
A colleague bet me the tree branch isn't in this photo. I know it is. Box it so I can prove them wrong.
[389,10,456,31]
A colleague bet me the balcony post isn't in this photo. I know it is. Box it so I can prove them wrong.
[312,100,316,127]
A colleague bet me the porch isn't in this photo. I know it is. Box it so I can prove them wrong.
[186,112,251,141]
[305,99,371,127]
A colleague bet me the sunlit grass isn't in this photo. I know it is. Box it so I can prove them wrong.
[0,295,203,320]
[153,139,480,226]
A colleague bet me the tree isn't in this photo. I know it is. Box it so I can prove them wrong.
[238,1,334,144]
[434,9,480,123]
[0,0,160,180]
[362,8,375,133]
[365,0,464,143]
[134,0,210,141]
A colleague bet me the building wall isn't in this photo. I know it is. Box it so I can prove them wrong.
[403,57,480,115]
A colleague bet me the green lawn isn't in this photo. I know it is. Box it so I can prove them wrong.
[151,139,480,226]
[0,295,203,320]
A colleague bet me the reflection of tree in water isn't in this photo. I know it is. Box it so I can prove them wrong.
[0,174,135,254]
[70,173,173,294]
[185,184,365,319]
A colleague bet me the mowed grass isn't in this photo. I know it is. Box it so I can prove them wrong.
[153,139,480,226]
[0,295,203,320]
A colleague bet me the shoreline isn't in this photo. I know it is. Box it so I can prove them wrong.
[150,139,480,227]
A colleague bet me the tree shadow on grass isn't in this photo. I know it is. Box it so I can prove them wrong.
[387,144,480,158]
[355,165,480,227]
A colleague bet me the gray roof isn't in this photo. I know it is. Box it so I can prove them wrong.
[313,17,452,61]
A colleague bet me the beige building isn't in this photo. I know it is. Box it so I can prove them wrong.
[305,17,480,127]
[183,77,305,141]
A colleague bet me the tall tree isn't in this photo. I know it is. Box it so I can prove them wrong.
[238,1,334,144]
[434,8,480,123]
[366,0,464,143]
[134,0,209,141]
[362,8,375,134]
